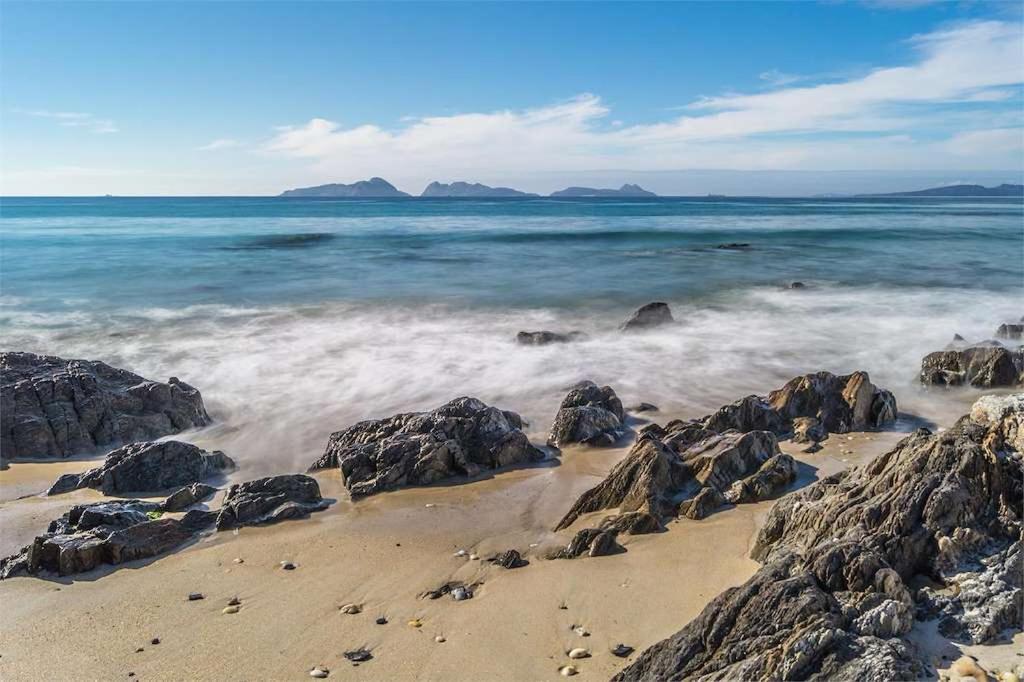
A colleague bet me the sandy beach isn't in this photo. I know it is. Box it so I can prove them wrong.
[3,401,1018,681]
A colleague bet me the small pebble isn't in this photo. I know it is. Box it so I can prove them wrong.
[558,602,568,610]
[451,586,472,601]
[435,635,446,643]
[187,592,204,601]
[280,561,296,570]
[233,558,244,564]
[150,638,160,646]
[425,503,436,508]
[560,665,578,677]
[227,596,241,606]
[408,618,423,628]
[339,603,362,615]
[223,605,240,614]
[568,648,590,659]
[344,649,372,663]
[135,648,144,653]
[574,626,590,637]
[128,674,135,679]
[454,549,467,557]
[611,643,634,657]
[375,616,388,625]
[309,667,329,679]
[469,554,480,560]
[529,543,539,548]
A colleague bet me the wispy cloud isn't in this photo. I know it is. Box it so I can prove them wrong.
[198,138,243,151]
[264,20,1024,179]
[758,69,806,87]
[18,109,118,134]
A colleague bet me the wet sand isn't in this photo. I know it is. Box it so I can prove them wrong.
[0,409,1015,681]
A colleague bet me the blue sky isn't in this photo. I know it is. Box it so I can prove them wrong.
[2,1,1022,195]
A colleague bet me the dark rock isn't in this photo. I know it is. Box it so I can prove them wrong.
[715,242,752,250]
[620,302,674,331]
[678,487,725,520]
[920,345,1024,387]
[620,396,1022,680]
[791,416,826,444]
[598,510,663,535]
[788,281,806,289]
[611,644,634,658]
[628,402,659,413]
[215,475,328,530]
[1,351,210,463]
[343,649,372,663]
[548,381,624,447]
[722,453,797,504]
[375,616,387,625]
[515,330,584,346]
[996,323,1024,340]
[802,442,823,453]
[188,592,204,601]
[489,549,527,569]
[161,482,217,512]
[554,528,622,559]
[311,397,545,497]
[47,441,233,496]
[554,436,687,531]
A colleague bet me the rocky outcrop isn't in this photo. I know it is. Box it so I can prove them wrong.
[515,330,583,346]
[553,528,623,559]
[620,302,674,331]
[2,474,331,579]
[0,500,192,579]
[615,395,1022,680]
[46,441,234,496]
[555,430,783,531]
[161,482,217,512]
[920,345,1024,387]
[996,322,1023,340]
[215,475,328,530]
[1,351,210,464]
[548,381,625,447]
[311,397,545,497]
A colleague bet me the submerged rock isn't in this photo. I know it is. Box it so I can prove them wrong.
[310,397,545,497]
[47,441,233,496]
[0,351,211,464]
[548,381,625,447]
[620,302,674,331]
[515,330,584,346]
[996,323,1024,340]
[215,475,328,530]
[616,395,1022,681]
[920,345,1024,387]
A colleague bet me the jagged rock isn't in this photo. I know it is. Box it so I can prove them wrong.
[555,436,687,531]
[489,549,527,569]
[161,482,217,512]
[515,331,583,345]
[917,541,1022,645]
[311,397,545,497]
[678,487,725,520]
[554,528,622,559]
[920,345,1024,387]
[548,381,624,447]
[629,402,659,413]
[598,510,663,535]
[215,475,328,530]
[0,500,190,579]
[47,441,233,496]
[613,396,1022,680]
[683,430,781,492]
[0,351,210,463]
[996,323,1024,340]
[722,453,796,504]
[767,371,897,434]
[613,552,930,682]
[792,416,826,443]
[620,302,674,331]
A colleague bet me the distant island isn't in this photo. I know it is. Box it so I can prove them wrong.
[421,181,537,198]
[279,177,410,198]
[550,183,657,198]
[865,183,1023,198]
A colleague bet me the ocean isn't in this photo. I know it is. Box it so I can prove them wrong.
[1,196,1021,475]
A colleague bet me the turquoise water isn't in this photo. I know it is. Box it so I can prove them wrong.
[1,196,1021,475]
[2,196,1020,312]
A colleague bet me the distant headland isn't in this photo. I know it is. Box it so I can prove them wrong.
[861,183,1024,197]
[279,178,658,198]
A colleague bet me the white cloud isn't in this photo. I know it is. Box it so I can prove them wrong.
[262,20,1024,183]
[758,69,805,87]
[19,109,118,134]
[198,138,243,151]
